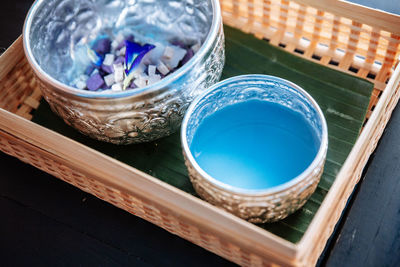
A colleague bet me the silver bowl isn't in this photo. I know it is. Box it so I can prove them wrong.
[181,75,328,223]
[23,0,224,144]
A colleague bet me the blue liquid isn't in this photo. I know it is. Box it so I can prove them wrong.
[190,100,320,190]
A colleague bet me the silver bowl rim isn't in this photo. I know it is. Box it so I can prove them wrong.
[22,0,221,99]
[181,74,329,196]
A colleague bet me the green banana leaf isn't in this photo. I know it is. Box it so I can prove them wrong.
[32,25,374,243]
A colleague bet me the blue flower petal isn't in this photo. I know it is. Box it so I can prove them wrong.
[87,46,103,66]
[124,41,155,75]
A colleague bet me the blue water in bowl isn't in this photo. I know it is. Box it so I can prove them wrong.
[190,100,320,190]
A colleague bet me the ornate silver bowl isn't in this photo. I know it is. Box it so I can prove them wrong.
[23,0,224,144]
[181,75,328,223]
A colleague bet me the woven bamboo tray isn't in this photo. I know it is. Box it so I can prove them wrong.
[1,0,400,266]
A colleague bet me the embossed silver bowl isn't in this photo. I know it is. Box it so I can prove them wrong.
[23,0,224,144]
[181,75,328,223]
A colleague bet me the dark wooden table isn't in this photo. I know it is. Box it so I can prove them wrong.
[1,1,400,266]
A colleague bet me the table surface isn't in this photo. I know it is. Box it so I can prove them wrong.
[1,1,400,266]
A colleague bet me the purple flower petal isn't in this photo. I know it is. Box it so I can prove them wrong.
[124,41,155,75]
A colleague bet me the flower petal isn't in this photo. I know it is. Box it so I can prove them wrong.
[122,41,155,89]
[124,41,155,75]
[87,46,103,66]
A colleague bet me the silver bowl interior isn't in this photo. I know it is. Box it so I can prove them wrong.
[181,74,328,195]
[24,0,214,92]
